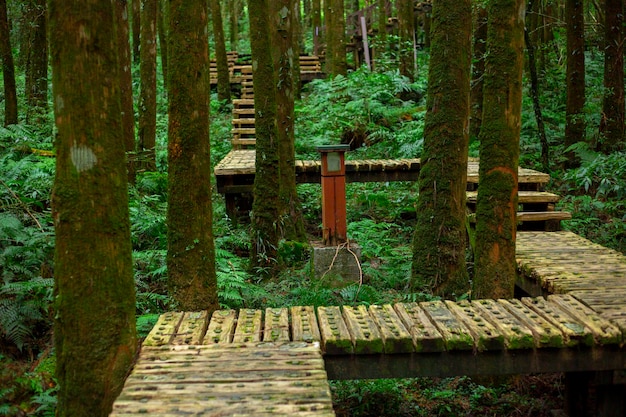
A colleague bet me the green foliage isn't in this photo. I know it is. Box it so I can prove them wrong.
[136,314,160,338]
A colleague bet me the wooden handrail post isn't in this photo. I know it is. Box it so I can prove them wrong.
[317,145,350,246]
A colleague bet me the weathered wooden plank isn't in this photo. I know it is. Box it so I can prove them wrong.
[112,402,335,416]
[317,306,354,354]
[446,300,505,351]
[394,302,445,352]
[204,309,237,343]
[368,304,414,353]
[233,308,263,343]
[143,312,184,347]
[291,305,321,343]
[547,294,622,345]
[264,307,290,342]
[499,298,565,348]
[522,297,593,346]
[420,300,474,351]
[342,305,384,354]
[472,299,535,350]
[171,311,208,345]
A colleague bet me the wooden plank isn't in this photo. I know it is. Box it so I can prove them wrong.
[445,300,505,351]
[204,309,237,343]
[171,311,208,345]
[143,312,184,346]
[521,297,594,346]
[341,305,384,354]
[317,306,354,354]
[467,190,561,204]
[291,305,321,343]
[233,308,263,343]
[263,307,290,342]
[394,302,445,352]
[517,211,572,222]
[472,299,535,350]
[499,298,565,348]
[368,304,414,353]
[420,300,474,351]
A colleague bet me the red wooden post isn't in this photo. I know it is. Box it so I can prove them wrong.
[317,145,350,246]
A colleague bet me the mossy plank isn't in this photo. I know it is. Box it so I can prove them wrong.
[233,308,263,343]
[341,305,384,354]
[547,294,622,345]
[445,300,505,351]
[143,312,184,346]
[172,311,208,345]
[317,306,354,354]
[263,307,290,342]
[499,298,565,347]
[521,297,593,346]
[394,302,445,352]
[204,309,236,343]
[368,304,414,353]
[472,299,535,350]
[420,300,474,351]
[291,306,321,343]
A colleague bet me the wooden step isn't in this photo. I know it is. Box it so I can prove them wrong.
[466,190,561,205]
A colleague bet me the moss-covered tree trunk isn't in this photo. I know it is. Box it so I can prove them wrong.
[473,0,525,300]
[115,0,137,185]
[24,0,47,122]
[469,4,487,141]
[598,0,625,152]
[564,0,585,167]
[378,0,387,43]
[397,0,415,81]
[0,0,17,126]
[329,0,347,76]
[50,0,137,414]
[312,0,322,55]
[139,0,157,171]
[229,0,240,51]
[270,0,307,243]
[248,0,281,277]
[166,0,219,312]
[211,0,231,103]
[158,0,168,84]
[131,0,140,63]
[324,0,334,72]
[410,0,471,298]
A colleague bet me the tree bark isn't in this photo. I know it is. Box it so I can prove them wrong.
[473,0,525,299]
[115,0,137,184]
[158,0,168,84]
[0,0,17,125]
[397,0,415,81]
[229,0,240,51]
[410,0,471,298]
[139,0,157,171]
[131,0,140,63]
[211,0,231,103]
[50,0,137,414]
[167,0,219,311]
[330,0,347,76]
[248,0,281,277]
[25,0,48,121]
[598,0,625,152]
[565,0,585,167]
[312,0,322,55]
[469,4,487,140]
[378,0,387,43]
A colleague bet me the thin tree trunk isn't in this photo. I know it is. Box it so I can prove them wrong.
[378,0,387,43]
[132,0,140,63]
[410,0,471,298]
[139,0,157,171]
[248,0,281,277]
[25,0,47,121]
[211,0,231,103]
[469,4,487,140]
[397,0,415,81]
[115,0,137,184]
[473,0,525,300]
[329,0,347,75]
[167,0,219,311]
[229,0,240,51]
[325,0,334,72]
[50,0,137,414]
[312,0,322,55]
[565,0,585,167]
[158,0,168,84]
[0,0,17,125]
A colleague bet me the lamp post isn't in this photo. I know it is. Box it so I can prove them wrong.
[317,144,350,246]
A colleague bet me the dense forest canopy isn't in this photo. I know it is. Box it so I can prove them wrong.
[0,0,625,415]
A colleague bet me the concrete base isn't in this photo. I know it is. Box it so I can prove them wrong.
[311,243,362,287]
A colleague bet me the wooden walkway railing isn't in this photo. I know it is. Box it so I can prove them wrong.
[111,231,626,416]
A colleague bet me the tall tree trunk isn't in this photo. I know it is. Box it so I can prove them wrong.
[473,0,525,300]
[0,0,17,126]
[469,4,487,140]
[158,0,168,84]
[229,0,240,51]
[131,0,141,63]
[25,0,47,122]
[50,0,137,414]
[378,0,387,43]
[565,0,585,167]
[167,0,219,311]
[325,0,334,71]
[139,0,157,171]
[397,0,415,81]
[329,0,347,75]
[116,0,137,184]
[410,0,471,298]
[598,0,625,152]
[248,0,281,277]
[211,0,231,103]
[312,0,322,55]
[270,0,307,243]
